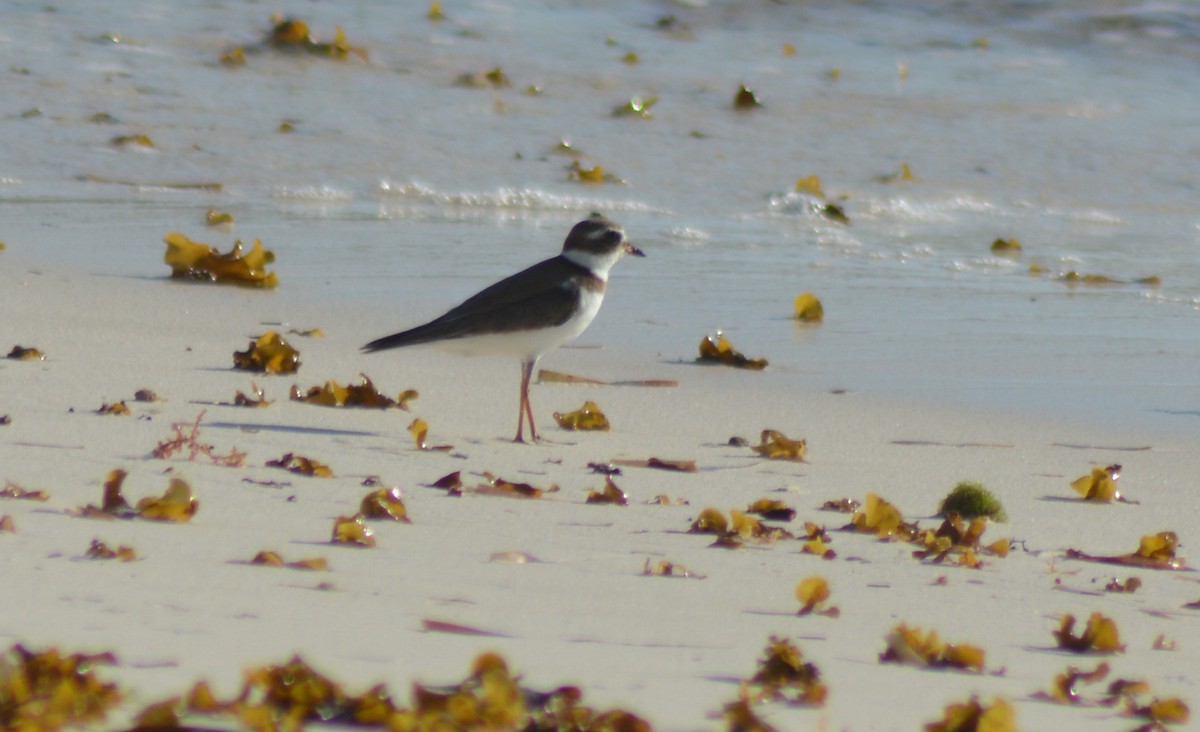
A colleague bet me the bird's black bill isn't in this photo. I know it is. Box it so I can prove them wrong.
[625,243,646,258]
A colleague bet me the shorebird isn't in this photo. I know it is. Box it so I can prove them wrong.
[363,214,644,442]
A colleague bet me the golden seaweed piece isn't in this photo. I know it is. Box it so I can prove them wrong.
[1129,697,1191,725]
[240,655,353,726]
[133,388,160,402]
[205,208,234,226]
[270,17,310,44]
[408,418,428,449]
[0,644,122,729]
[1,482,49,501]
[821,497,861,513]
[111,134,154,148]
[470,67,512,88]
[428,471,463,493]
[877,163,915,184]
[136,477,200,522]
[925,696,1016,732]
[281,555,328,573]
[96,401,129,415]
[250,551,328,570]
[1151,634,1176,651]
[795,576,839,617]
[164,233,279,287]
[1059,271,1122,285]
[359,488,410,522]
[477,473,553,499]
[802,534,836,559]
[688,507,728,535]
[880,623,985,672]
[490,551,537,564]
[233,331,300,374]
[268,18,367,60]
[397,389,419,409]
[745,636,827,706]
[795,175,825,197]
[913,514,1006,567]
[0,515,13,532]
[730,510,794,543]
[266,453,333,478]
[723,698,780,732]
[1035,661,1111,704]
[427,2,446,21]
[1054,613,1125,654]
[793,292,824,322]
[612,95,657,118]
[133,651,649,730]
[219,46,246,66]
[642,558,700,578]
[97,468,135,516]
[1136,532,1179,562]
[821,201,850,224]
[84,539,138,561]
[849,492,917,540]
[286,327,324,338]
[568,161,622,184]
[332,514,375,547]
[586,476,628,505]
[152,411,246,466]
[79,470,197,522]
[746,498,796,522]
[1104,576,1142,593]
[991,237,1022,255]
[231,383,271,407]
[733,83,762,109]
[1066,531,1184,570]
[1070,464,1124,503]
[407,418,453,452]
[752,429,807,462]
[251,550,286,566]
[647,494,688,506]
[554,400,610,431]
[697,332,768,369]
[6,345,44,361]
[291,374,416,409]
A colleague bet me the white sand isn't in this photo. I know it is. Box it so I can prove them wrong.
[2,256,1196,731]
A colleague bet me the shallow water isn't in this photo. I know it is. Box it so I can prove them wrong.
[2,0,1198,434]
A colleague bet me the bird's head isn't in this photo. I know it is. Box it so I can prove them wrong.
[562,214,645,277]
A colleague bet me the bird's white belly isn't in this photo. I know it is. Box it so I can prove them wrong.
[437,289,604,360]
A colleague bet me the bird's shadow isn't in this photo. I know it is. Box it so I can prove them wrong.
[203,421,378,438]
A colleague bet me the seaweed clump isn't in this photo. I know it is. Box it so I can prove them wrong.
[132,652,649,731]
[938,480,1007,522]
[0,644,122,730]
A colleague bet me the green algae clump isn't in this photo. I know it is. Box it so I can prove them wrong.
[938,481,1007,522]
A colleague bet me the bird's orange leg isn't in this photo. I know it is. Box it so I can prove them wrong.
[514,360,539,443]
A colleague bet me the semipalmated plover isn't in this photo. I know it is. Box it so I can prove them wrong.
[363,214,644,442]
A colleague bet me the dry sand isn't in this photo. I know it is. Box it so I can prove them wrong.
[2,255,1197,731]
